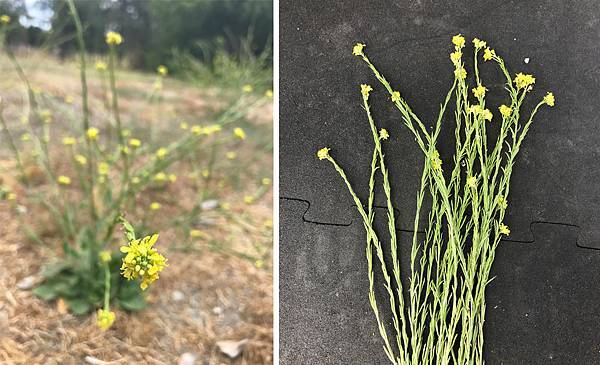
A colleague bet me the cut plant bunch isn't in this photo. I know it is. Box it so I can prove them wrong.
[318,36,554,364]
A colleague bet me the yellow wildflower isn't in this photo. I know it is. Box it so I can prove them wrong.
[129,138,141,148]
[156,148,168,159]
[391,91,401,103]
[466,176,477,188]
[468,104,483,114]
[244,195,255,204]
[120,233,167,290]
[452,34,465,48]
[157,65,168,76]
[317,147,330,160]
[221,202,231,210]
[121,129,131,137]
[482,109,493,121]
[96,309,115,330]
[191,125,202,135]
[226,151,237,160]
[154,172,167,182]
[190,229,204,238]
[242,84,253,93]
[86,127,99,140]
[0,15,10,24]
[121,146,130,155]
[105,31,123,45]
[201,169,210,178]
[360,84,373,98]
[352,43,365,56]
[99,250,112,263]
[483,48,496,61]
[168,174,177,183]
[40,109,52,123]
[454,67,467,80]
[62,137,76,146]
[499,105,512,118]
[499,223,510,235]
[430,150,442,171]
[180,122,189,130]
[234,127,246,140]
[544,92,555,107]
[98,162,109,176]
[255,259,264,268]
[496,195,508,209]
[57,175,71,185]
[150,202,161,211]
[264,219,273,228]
[203,124,222,135]
[379,128,389,140]
[75,154,87,165]
[65,95,74,104]
[514,73,536,90]
[95,61,107,71]
[472,85,488,98]
[131,176,140,184]
[7,192,16,201]
[262,177,271,186]
[450,51,462,65]
[20,133,30,142]
[265,89,273,98]
[473,38,486,49]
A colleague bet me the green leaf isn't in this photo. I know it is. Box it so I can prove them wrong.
[65,298,91,315]
[33,283,58,300]
[119,294,146,311]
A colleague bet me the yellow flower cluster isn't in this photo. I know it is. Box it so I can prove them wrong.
[430,150,442,171]
[473,38,486,49]
[234,127,246,140]
[129,138,141,148]
[157,65,168,76]
[99,250,112,263]
[156,148,168,159]
[242,84,253,93]
[150,202,161,210]
[544,92,555,107]
[391,91,401,103]
[317,147,330,160]
[496,195,508,209]
[499,105,512,118]
[58,175,71,185]
[483,48,496,61]
[75,154,87,165]
[499,223,510,235]
[379,128,389,140]
[361,84,373,98]
[105,31,123,45]
[450,51,462,65]
[353,43,366,56]
[62,137,76,146]
[96,309,116,330]
[95,61,107,71]
[0,15,10,24]
[120,233,167,290]
[514,73,536,90]
[87,127,99,140]
[452,34,465,48]
[466,176,477,188]
[472,85,488,98]
[454,67,467,80]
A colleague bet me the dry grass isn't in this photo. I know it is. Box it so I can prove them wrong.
[0,49,273,364]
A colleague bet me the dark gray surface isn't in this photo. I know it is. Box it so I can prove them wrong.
[280,0,600,248]
[280,0,600,363]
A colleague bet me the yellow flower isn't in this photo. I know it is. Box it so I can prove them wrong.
[544,92,555,107]
[190,229,204,238]
[454,67,467,80]
[75,154,87,165]
[496,195,508,209]
[452,34,465,48]
[450,51,462,65]
[203,124,221,135]
[121,129,131,137]
[262,177,271,185]
[499,105,512,118]
[156,148,168,159]
[473,38,487,49]
[40,109,52,123]
[265,89,273,98]
[226,151,237,160]
[317,147,330,160]
[352,43,365,56]
[20,133,30,142]
[98,162,109,176]
[7,192,16,201]
[154,172,167,182]
[430,150,442,171]
[201,169,210,178]
[150,202,161,211]
[483,48,496,61]
[221,202,231,210]
[180,121,189,130]
[466,175,477,188]
[131,176,140,184]
[129,138,141,148]
[472,84,488,98]
[121,146,130,155]
[57,175,71,185]
[120,233,167,290]
[391,91,401,103]
[95,61,107,71]
[514,73,536,90]
[157,65,168,76]
[0,15,10,24]
[360,84,373,98]
[468,104,483,114]
[105,31,123,45]
[499,223,510,236]
[234,127,246,140]
[379,128,389,140]
[87,127,99,140]
[99,251,112,263]
[96,309,116,331]
[62,137,76,146]
[482,109,493,121]
[191,125,202,135]
[65,95,74,104]
[264,219,273,228]
[244,195,255,204]
[242,84,253,93]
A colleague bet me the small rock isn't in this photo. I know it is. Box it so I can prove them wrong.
[172,290,185,302]
[200,200,219,211]
[85,356,109,365]
[212,306,223,315]
[178,352,196,365]
[16,275,37,290]
[524,57,530,64]
[216,339,248,359]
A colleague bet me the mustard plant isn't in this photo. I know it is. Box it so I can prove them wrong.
[318,36,554,364]
[0,1,263,317]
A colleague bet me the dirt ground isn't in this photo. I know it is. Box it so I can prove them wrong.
[0,50,273,364]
